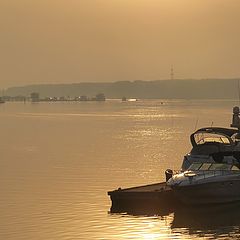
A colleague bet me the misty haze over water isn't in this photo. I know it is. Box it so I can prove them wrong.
[1,1,240,238]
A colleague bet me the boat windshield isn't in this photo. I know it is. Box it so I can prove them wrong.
[188,162,203,171]
[209,163,231,171]
[188,163,240,171]
[194,132,231,145]
[231,165,240,170]
[199,163,212,170]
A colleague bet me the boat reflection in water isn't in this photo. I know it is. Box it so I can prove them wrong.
[109,198,240,239]
[172,201,240,239]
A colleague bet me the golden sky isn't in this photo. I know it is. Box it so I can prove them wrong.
[0,0,240,88]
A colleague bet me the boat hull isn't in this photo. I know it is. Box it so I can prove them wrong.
[108,182,179,214]
[172,179,240,205]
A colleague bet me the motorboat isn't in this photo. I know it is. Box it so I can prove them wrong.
[108,106,240,211]
[165,106,240,205]
[167,162,240,204]
[0,97,5,103]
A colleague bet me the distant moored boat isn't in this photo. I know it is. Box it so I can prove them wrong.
[95,93,106,101]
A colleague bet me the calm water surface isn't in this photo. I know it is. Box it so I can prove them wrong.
[0,100,239,239]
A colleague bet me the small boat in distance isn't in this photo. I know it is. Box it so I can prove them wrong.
[121,96,127,102]
[167,162,240,205]
[128,98,138,102]
[0,97,5,103]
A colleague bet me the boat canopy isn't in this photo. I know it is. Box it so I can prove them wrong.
[190,127,239,147]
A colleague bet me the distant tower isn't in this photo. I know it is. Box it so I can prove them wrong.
[170,65,174,80]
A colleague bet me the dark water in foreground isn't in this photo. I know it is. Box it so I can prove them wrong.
[0,100,239,239]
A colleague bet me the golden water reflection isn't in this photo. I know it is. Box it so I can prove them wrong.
[1,100,240,239]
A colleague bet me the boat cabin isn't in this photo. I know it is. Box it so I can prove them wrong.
[182,127,240,170]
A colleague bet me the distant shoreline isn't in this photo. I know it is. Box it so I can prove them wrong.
[4,78,240,99]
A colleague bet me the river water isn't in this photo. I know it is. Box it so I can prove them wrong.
[0,100,239,239]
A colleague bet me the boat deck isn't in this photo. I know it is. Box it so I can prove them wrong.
[110,182,170,192]
[108,182,177,214]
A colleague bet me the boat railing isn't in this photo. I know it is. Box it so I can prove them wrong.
[173,170,182,175]
[194,169,240,180]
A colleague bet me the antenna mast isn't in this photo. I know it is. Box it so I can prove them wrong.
[170,65,174,80]
[237,79,240,105]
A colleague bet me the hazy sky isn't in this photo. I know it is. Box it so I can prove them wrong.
[0,0,240,88]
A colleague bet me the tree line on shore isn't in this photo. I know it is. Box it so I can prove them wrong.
[4,78,240,99]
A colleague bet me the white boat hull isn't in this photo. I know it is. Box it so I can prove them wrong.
[172,179,240,205]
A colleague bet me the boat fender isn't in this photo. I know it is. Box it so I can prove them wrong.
[165,169,173,181]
